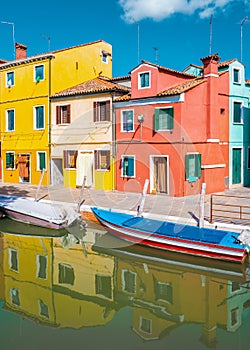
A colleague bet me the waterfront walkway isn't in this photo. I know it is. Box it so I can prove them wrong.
[1,182,250,232]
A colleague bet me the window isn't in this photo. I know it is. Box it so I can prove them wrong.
[10,288,20,306]
[139,72,150,89]
[154,107,174,131]
[6,109,15,131]
[37,151,46,171]
[185,153,201,182]
[233,101,243,123]
[139,317,152,334]
[6,152,15,169]
[63,150,77,169]
[230,307,239,327]
[39,300,49,318]
[34,106,45,129]
[56,105,71,124]
[122,269,136,294]
[93,101,110,122]
[37,255,47,279]
[95,275,112,299]
[233,68,240,84]
[35,65,44,82]
[95,150,110,170]
[58,263,75,285]
[9,249,18,272]
[154,280,173,303]
[121,110,134,132]
[122,156,135,177]
[6,71,14,87]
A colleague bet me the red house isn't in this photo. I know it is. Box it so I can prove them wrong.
[114,54,229,196]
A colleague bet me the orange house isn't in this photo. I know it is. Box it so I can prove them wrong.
[114,54,229,196]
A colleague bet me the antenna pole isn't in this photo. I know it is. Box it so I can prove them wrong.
[137,21,140,64]
[209,15,213,55]
[154,47,158,64]
[240,16,248,63]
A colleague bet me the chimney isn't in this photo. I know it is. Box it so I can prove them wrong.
[201,53,220,140]
[15,43,27,60]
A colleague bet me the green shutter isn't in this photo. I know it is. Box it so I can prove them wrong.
[185,154,190,180]
[196,154,201,178]
[127,157,134,177]
[6,152,14,168]
[39,152,46,170]
[154,109,159,131]
[167,108,174,130]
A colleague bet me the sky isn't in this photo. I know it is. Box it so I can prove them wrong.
[1,0,250,77]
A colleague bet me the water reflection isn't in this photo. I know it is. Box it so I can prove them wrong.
[0,219,250,349]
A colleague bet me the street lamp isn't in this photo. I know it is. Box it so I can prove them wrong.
[1,21,15,59]
[137,114,144,141]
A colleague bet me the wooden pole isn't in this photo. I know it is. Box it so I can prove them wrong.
[199,182,206,227]
[35,168,45,202]
[137,179,149,216]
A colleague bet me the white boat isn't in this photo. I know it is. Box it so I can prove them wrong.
[0,194,69,229]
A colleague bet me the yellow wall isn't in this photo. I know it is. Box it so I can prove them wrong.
[0,40,112,186]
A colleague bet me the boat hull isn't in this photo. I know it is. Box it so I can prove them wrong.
[91,207,248,264]
[0,195,68,230]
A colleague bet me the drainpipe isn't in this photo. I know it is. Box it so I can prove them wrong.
[48,56,52,185]
[111,92,116,191]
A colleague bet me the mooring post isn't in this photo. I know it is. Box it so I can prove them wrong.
[137,179,149,216]
[199,182,206,227]
[35,168,45,202]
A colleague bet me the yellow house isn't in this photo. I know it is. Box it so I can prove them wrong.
[0,40,112,186]
[50,76,130,190]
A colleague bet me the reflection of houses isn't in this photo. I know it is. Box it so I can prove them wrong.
[51,76,130,189]
[2,234,56,326]
[0,234,4,301]
[0,40,112,186]
[52,228,116,327]
[97,245,250,345]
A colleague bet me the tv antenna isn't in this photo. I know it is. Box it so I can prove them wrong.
[153,47,159,65]
[209,15,213,55]
[240,16,249,63]
[41,34,51,52]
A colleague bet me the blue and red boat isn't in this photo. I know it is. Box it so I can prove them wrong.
[91,207,250,263]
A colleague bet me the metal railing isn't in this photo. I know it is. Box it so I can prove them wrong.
[210,194,250,224]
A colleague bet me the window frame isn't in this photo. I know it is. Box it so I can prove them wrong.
[56,104,71,124]
[233,68,241,84]
[6,151,15,170]
[154,107,174,131]
[36,254,48,279]
[139,316,152,334]
[121,155,135,178]
[121,269,137,294]
[233,100,243,124]
[93,100,111,122]
[63,150,78,169]
[95,150,110,171]
[185,153,201,183]
[34,105,45,130]
[36,151,47,171]
[38,299,50,319]
[6,109,15,132]
[34,64,44,82]
[9,248,18,272]
[6,71,14,87]
[95,274,112,299]
[138,71,150,89]
[121,109,134,132]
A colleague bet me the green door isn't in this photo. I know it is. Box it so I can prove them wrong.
[232,148,242,184]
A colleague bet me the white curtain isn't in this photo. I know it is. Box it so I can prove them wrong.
[76,153,93,187]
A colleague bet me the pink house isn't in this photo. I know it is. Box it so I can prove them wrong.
[114,54,229,196]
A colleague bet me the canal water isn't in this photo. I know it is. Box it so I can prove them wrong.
[0,218,249,350]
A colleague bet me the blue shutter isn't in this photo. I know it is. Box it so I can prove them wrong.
[127,157,134,177]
